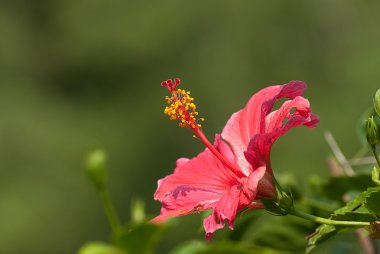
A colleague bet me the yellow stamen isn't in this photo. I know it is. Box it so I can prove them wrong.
[164,88,204,129]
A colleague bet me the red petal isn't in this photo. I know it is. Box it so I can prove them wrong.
[221,81,311,175]
[203,185,241,239]
[203,166,269,239]
[244,87,319,175]
[152,187,221,224]
[265,96,318,133]
[154,145,241,222]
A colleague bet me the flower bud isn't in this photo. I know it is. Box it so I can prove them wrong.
[262,190,294,216]
[372,167,380,187]
[278,191,294,211]
[367,116,378,147]
[374,89,380,118]
[262,179,294,216]
[131,198,146,224]
[85,149,107,190]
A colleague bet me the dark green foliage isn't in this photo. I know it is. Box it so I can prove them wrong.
[306,187,380,253]
[364,189,380,214]
[113,223,167,254]
[319,174,374,201]
[230,212,313,253]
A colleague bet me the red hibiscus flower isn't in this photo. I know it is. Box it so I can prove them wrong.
[153,79,319,239]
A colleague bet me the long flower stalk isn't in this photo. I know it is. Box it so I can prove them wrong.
[98,189,122,236]
[289,207,370,226]
[371,146,380,168]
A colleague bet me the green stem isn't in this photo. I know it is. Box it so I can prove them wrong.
[289,207,370,226]
[371,146,380,168]
[98,189,122,236]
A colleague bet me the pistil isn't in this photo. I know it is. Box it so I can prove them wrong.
[192,128,245,178]
[162,78,244,178]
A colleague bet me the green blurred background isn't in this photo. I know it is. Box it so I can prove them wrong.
[0,0,379,253]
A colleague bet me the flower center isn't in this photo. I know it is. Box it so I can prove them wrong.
[161,78,244,178]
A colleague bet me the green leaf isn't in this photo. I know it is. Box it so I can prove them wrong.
[364,189,380,214]
[331,212,377,222]
[236,212,312,252]
[252,216,311,251]
[306,187,380,253]
[333,187,380,214]
[113,223,166,254]
[77,242,126,254]
[305,224,337,254]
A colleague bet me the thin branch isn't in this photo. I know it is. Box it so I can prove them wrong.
[326,156,345,176]
[324,131,354,176]
[355,229,376,254]
[348,157,377,166]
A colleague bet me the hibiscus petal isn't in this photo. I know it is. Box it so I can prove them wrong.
[152,187,221,223]
[221,81,308,175]
[154,146,241,222]
[241,166,270,200]
[214,134,240,172]
[244,94,319,174]
[175,158,191,168]
[203,167,268,239]
[203,185,241,239]
[265,96,318,133]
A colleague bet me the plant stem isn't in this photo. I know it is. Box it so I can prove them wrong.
[289,207,370,226]
[324,131,354,176]
[371,146,380,168]
[98,189,122,236]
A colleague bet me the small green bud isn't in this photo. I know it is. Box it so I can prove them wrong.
[366,116,378,146]
[372,167,380,187]
[262,178,294,216]
[78,242,124,254]
[278,191,294,210]
[85,149,107,190]
[262,190,294,216]
[131,198,146,224]
[374,89,380,118]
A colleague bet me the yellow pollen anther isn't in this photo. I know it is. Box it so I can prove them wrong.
[163,88,205,129]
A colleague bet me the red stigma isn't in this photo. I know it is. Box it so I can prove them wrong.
[161,78,181,92]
